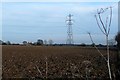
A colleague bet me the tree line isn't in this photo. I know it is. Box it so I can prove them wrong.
[0,39,53,46]
[0,32,119,47]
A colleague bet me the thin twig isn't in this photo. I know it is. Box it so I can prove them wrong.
[105,16,108,31]
[35,65,43,77]
[94,15,106,35]
[88,32,107,62]
[98,13,107,34]
[108,7,112,34]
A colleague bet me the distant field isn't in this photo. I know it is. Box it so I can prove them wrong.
[2,45,117,79]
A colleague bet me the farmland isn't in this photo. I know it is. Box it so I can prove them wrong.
[2,45,117,79]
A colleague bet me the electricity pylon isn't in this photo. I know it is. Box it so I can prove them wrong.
[66,14,74,45]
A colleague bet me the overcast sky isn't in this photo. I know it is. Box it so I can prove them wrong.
[1,1,119,44]
[1,0,120,2]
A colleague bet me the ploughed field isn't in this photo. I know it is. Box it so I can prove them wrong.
[2,45,117,79]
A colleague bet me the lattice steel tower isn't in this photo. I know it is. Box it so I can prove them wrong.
[66,14,74,45]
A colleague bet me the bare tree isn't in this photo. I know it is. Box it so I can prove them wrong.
[48,39,53,45]
[44,40,47,45]
[94,6,112,80]
[6,41,11,45]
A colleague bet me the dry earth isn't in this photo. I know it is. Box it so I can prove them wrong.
[2,45,117,79]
